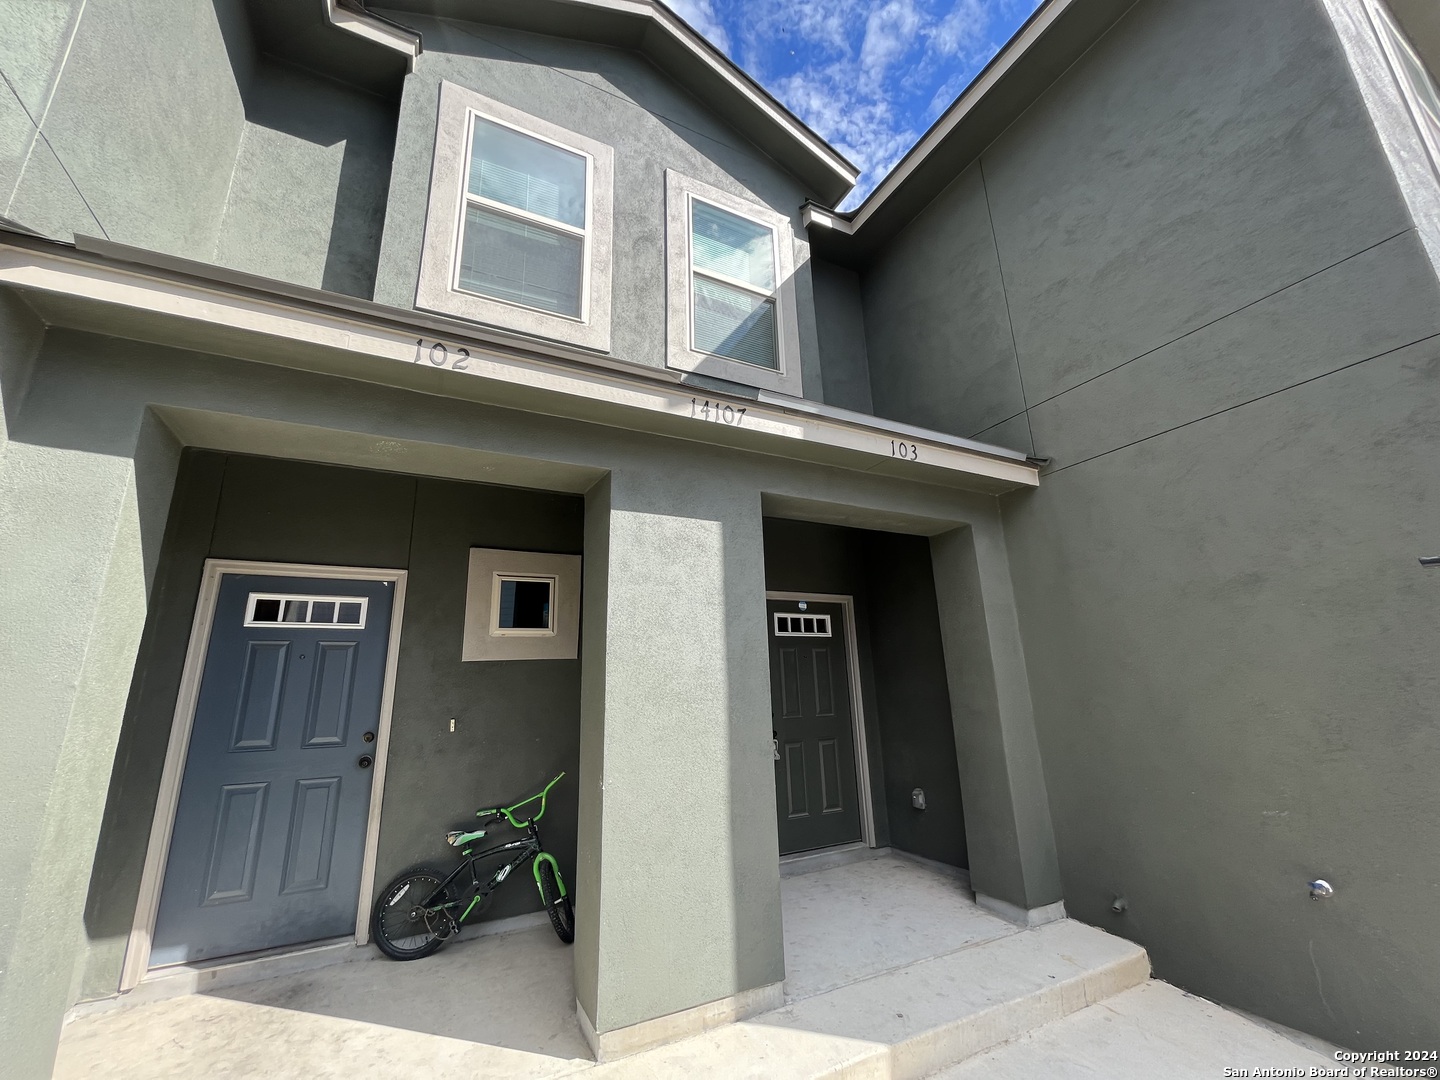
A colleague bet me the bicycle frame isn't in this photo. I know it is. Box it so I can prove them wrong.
[418,772,569,925]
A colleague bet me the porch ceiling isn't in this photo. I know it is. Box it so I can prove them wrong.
[0,232,1039,496]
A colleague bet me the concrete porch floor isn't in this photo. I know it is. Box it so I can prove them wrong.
[53,854,1338,1078]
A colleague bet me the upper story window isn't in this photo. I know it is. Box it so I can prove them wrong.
[418,82,614,351]
[665,170,803,395]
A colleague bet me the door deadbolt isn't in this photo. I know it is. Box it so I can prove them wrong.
[362,731,375,744]
[358,755,373,769]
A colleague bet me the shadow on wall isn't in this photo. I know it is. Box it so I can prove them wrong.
[213,0,398,298]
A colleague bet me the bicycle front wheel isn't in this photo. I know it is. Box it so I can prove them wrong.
[537,860,575,944]
[371,866,457,960]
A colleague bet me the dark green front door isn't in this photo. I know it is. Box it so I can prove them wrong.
[769,600,863,855]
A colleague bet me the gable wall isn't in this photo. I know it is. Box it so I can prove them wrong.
[371,15,827,397]
[859,0,1440,1048]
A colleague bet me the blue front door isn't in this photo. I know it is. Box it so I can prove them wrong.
[151,573,395,966]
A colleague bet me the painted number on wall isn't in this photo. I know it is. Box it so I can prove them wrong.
[690,398,747,426]
[414,339,471,371]
[891,440,920,461]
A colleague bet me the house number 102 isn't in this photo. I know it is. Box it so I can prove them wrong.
[414,339,471,371]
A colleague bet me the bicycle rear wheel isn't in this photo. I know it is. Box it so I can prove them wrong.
[372,866,458,960]
[537,860,574,944]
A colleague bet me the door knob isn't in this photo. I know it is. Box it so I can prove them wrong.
[772,731,780,761]
[358,755,373,769]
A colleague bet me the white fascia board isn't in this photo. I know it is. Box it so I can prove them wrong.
[842,0,1079,232]
[0,242,1037,491]
[325,0,421,67]
[800,205,853,234]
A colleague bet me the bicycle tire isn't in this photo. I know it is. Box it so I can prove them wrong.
[537,860,575,944]
[371,866,458,960]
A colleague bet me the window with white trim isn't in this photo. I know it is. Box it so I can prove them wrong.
[459,117,590,319]
[418,83,614,351]
[665,170,803,395]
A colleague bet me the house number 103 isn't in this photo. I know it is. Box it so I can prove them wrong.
[891,440,919,461]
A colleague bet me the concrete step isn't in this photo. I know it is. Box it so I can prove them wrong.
[590,918,1150,1079]
[931,980,1340,1079]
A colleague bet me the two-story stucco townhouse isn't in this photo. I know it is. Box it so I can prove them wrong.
[2,0,1439,1074]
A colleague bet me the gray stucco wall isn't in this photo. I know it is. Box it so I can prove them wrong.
[79,450,584,1001]
[858,0,1440,1047]
[0,289,42,454]
[1,0,253,256]
[214,59,399,299]
[0,1,395,299]
[370,15,826,399]
[811,260,874,414]
[0,314,1050,1070]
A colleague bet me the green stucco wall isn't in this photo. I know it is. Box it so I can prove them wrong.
[0,317,1048,1071]
[79,450,586,1002]
[0,1,396,299]
[0,0,252,257]
[213,59,399,299]
[857,0,1440,1047]
[370,15,827,398]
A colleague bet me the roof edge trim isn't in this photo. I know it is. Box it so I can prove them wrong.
[328,0,422,68]
[844,0,1079,232]
[642,0,858,186]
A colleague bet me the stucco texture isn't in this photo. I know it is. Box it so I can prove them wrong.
[370,16,826,397]
[854,0,1440,1048]
[0,321,1046,1068]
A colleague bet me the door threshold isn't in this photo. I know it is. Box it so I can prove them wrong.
[780,842,890,878]
[69,937,368,1022]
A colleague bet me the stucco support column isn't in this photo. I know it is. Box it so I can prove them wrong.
[0,386,179,1077]
[930,521,1063,922]
[574,467,782,1060]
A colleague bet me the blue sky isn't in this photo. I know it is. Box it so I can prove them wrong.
[667,0,1044,209]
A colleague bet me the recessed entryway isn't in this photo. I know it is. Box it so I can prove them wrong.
[762,516,971,873]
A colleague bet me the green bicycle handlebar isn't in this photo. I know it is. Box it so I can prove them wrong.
[477,771,565,828]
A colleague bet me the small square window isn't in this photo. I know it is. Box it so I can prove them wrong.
[463,549,581,661]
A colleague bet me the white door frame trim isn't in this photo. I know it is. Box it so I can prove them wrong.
[119,559,409,992]
[765,591,877,849]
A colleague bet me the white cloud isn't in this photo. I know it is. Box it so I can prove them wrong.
[931,0,987,56]
[666,0,732,54]
[859,0,925,93]
[678,0,1031,208]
